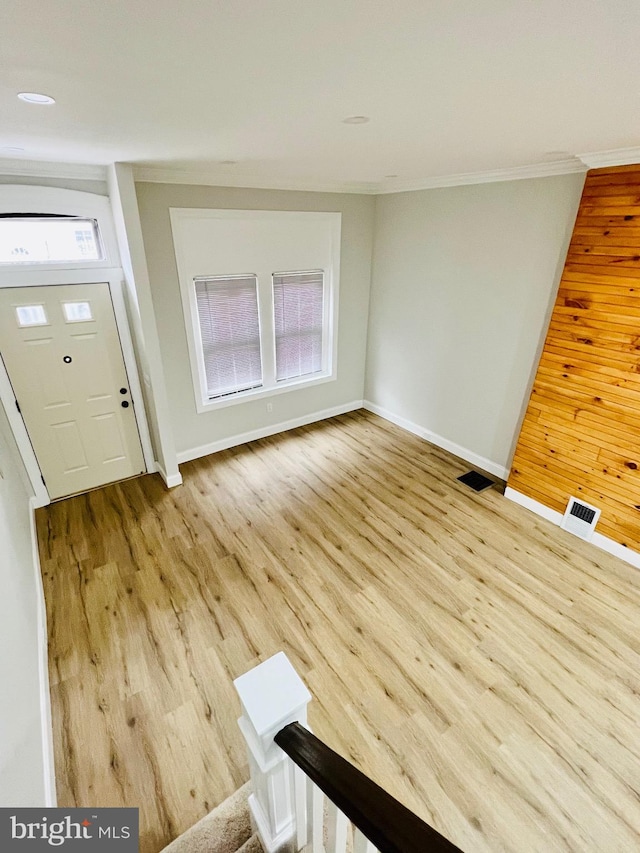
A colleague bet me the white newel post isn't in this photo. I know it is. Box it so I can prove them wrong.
[234,652,312,853]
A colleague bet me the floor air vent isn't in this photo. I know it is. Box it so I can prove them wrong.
[560,497,601,541]
[457,470,494,492]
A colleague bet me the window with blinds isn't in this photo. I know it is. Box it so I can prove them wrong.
[273,271,324,382]
[195,275,263,398]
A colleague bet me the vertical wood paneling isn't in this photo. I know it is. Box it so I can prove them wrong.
[508,164,640,549]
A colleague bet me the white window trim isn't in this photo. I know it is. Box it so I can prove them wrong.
[170,208,341,414]
[0,186,120,282]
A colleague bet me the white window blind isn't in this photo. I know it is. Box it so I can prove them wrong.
[273,271,324,381]
[195,275,263,398]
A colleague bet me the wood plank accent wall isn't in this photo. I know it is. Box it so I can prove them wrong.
[508,164,640,550]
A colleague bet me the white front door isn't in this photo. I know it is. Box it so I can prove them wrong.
[0,282,145,499]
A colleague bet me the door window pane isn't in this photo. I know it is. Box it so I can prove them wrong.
[63,301,93,322]
[15,304,47,326]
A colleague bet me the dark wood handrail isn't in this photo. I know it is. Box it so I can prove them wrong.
[274,722,463,853]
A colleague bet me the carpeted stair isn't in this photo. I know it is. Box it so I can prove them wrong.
[161,783,357,853]
[161,783,263,853]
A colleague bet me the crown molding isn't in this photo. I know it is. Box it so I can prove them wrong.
[577,146,640,169]
[132,165,378,195]
[134,160,587,195]
[376,158,587,194]
[0,158,107,181]
[1,143,638,196]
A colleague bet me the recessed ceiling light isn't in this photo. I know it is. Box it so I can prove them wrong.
[17,92,55,105]
[342,115,370,124]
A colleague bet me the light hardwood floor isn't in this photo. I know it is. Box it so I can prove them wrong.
[37,410,640,853]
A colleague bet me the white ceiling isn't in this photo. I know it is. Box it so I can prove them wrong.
[2,0,640,191]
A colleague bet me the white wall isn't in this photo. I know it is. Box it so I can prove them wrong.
[365,174,585,476]
[135,183,375,458]
[108,165,181,485]
[0,403,47,805]
[171,208,340,408]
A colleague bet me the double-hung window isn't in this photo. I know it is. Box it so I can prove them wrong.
[172,208,340,412]
[195,275,263,398]
[273,270,324,381]
[192,268,328,404]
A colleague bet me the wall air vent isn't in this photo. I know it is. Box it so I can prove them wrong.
[560,496,601,541]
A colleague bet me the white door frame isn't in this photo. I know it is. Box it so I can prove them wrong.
[0,270,155,506]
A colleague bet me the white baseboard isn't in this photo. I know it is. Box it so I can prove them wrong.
[155,461,183,488]
[29,497,57,807]
[363,400,509,480]
[176,400,364,464]
[504,487,640,570]
[503,487,563,524]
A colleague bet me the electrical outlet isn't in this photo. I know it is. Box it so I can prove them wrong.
[266,402,273,413]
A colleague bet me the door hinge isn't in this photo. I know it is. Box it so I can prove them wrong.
[15,399,21,414]
[41,474,46,486]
